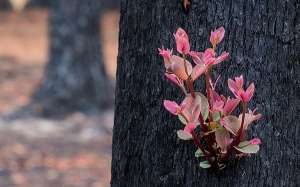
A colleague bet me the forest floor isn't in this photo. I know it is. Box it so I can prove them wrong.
[0,8,119,187]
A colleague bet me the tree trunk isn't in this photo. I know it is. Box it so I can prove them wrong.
[26,0,51,8]
[27,0,120,10]
[0,0,10,9]
[112,0,300,186]
[34,0,113,116]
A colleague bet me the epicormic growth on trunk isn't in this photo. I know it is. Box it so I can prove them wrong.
[159,27,262,170]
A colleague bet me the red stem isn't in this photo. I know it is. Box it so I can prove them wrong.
[236,103,247,141]
[198,113,217,160]
[181,55,216,166]
[187,77,195,98]
[205,71,213,122]
[221,102,247,162]
[203,70,218,157]
[198,114,208,132]
[182,55,195,98]
[191,131,214,166]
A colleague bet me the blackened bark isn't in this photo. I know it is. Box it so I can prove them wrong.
[34,0,113,116]
[102,0,120,10]
[0,0,10,9]
[26,0,51,8]
[27,0,119,10]
[112,0,300,186]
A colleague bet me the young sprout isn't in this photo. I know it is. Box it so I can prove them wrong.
[159,27,262,169]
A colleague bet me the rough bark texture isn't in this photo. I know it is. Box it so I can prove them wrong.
[34,0,113,116]
[112,0,300,186]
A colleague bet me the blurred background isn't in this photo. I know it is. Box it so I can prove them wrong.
[0,0,119,186]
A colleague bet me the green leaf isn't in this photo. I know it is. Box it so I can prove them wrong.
[199,160,211,169]
[177,130,193,140]
[238,141,251,148]
[212,112,221,122]
[178,114,187,124]
[178,114,201,126]
[196,92,209,121]
[195,149,204,157]
[234,144,260,154]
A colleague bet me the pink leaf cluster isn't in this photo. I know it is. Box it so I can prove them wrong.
[159,27,263,169]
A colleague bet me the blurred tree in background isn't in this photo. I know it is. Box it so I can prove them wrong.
[33,0,114,116]
[0,0,10,9]
[111,0,299,186]
[27,0,120,10]
[26,0,50,7]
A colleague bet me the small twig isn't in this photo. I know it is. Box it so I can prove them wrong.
[236,103,247,141]
[205,71,214,122]
[181,0,191,12]
[198,114,217,164]
[187,77,195,98]
[203,129,217,136]
[182,55,195,98]
[221,102,247,162]
[191,131,214,166]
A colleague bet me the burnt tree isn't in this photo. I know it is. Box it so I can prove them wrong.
[112,0,300,186]
[34,0,113,115]
[0,0,10,9]
[27,0,120,10]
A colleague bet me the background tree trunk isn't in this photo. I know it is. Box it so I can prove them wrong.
[26,0,51,8]
[112,0,300,186]
[26,0,120,10]
[0,0,10,9]
[33,0,113,116]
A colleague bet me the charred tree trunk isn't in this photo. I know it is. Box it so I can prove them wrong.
[112,0,300,186]
[34,0,113,115]
[27,0,119,10]
[0,0,10,9]
[26,0,51,8]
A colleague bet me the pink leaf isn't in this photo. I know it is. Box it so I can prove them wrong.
[189,51,204,65]
[215,51,229,65]
[180,94,202,123]
[210,27,225,47]
[215,127,233,153]
[241,83,255,102]
[158,48,173,70]
[222,98,240,116]
[165,73,182,87]
[163,100,180,115]
[239,110,262,130]
[250,138,262,145]
[174,28,190,55]
[228,75,255,102]
[220,115,241,136]
[235,75,244,89]
[191,64,206,81]
[183,123,196,134]
[228,78,239,98]
[210,90,224,112]
[170,55,192,80]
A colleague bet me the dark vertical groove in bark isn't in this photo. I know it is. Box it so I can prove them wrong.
[33,0,113,115]
[112,0,300,186]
